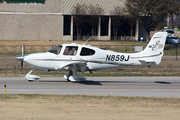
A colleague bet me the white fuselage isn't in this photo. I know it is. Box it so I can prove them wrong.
[23,44,159,72]
[16,32,167,81]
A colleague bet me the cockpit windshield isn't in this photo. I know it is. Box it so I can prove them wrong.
[47,45,62,55]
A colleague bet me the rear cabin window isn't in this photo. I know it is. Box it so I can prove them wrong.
[80,47,95,56]
[63,46,78,56]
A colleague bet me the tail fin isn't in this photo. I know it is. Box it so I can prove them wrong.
[138,32,167,65]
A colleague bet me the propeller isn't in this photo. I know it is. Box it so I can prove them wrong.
[21,44,24,74]
[16,44,24,74]
[21,59,23,74]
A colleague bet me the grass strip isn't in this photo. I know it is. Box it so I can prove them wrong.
[0,94,180,120]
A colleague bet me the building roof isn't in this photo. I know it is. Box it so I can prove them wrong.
[63,0,126,15]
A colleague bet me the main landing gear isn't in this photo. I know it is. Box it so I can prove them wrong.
[64,64,86,82]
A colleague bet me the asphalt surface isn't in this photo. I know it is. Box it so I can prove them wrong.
[0,77,180,97]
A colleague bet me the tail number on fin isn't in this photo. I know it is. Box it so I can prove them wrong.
[106,55,130,62]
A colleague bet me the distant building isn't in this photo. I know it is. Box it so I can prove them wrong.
[0,0,146,41]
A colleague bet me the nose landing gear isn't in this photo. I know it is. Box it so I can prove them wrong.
[25,68,41,82]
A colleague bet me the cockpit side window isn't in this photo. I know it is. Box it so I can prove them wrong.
[63,46,78,56]
[80,47,95,56]
[47,45,62,55]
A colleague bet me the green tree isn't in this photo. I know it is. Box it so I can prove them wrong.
[125,0,180,41]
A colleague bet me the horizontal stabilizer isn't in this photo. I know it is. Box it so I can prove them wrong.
[138,59,155,63]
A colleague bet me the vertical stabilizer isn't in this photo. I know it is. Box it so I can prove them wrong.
[137,32,167,65]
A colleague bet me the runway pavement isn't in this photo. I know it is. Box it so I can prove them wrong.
[0,77,180,97]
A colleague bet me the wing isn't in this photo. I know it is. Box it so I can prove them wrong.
[45,58,131,69]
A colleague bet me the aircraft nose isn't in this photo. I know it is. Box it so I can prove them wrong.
[23,53,47,69]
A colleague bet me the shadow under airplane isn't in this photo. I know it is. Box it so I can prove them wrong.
[37,79,172,85]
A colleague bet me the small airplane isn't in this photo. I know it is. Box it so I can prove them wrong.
[16,32,167,82]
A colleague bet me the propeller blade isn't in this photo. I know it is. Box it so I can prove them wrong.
[16,44,25,61]
[21,61,23,74]
[21,44,24,74]
[22,44,24,57]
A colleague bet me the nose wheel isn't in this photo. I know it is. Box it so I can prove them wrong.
[25,68,41,82]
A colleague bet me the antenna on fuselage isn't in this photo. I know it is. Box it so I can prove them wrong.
[83,37,92,45]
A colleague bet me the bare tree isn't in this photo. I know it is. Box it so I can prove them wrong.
[110,6,125,40]
[72,3,104,40]
[166,0,180,29]
[126,17,136,38]
[71,4,87,40]
[87,4,104,38]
